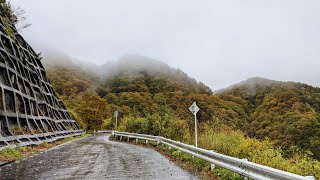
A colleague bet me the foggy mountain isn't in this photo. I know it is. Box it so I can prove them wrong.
[215,77,279,94]
[42,52,213,95]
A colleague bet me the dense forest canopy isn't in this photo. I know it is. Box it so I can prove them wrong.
[218,77,320,159]
[44,55,320,160]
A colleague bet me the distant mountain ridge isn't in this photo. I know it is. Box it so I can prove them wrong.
[216,77,278,93]
[217,76,319,94]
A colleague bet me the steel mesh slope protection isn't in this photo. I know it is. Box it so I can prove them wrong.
[0,10,84,149]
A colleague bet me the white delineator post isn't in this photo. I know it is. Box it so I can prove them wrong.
[114,111,118,129]
[194,112,197,147]
[189,102,200,147]
[116,115,118,128]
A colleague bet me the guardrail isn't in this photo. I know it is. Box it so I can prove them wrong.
[0,130,85,150]
[111,131,315,180]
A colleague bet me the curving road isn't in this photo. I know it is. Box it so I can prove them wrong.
[0,134,197,180]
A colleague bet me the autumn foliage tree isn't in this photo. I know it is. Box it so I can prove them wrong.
[77,92,111,130]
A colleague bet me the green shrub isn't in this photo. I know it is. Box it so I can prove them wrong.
[1,16,14,39]
[118,117,149,134]
[64,136,75,142]
[0,147,22,161]
[198,128,320,179]
[199,130,243,156]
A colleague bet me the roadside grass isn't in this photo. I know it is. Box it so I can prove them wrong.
[111,130,320,180]
[0,134,88,162]
[198,129,320,179]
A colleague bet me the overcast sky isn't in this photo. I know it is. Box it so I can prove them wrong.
[10,0,320,90]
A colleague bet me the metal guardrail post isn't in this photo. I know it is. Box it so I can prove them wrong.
[156,137,160,145]
[242,158,249,180]
[210,164,216,171]
[209,150,215,170]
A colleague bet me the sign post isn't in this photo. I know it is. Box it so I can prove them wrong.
[114,111,118,129]
[189,102,200,147]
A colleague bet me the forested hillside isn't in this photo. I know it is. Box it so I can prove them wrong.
[44,56,320,162]
[218,77,320,159]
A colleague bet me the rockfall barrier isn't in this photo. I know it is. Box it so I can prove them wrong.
[0,9,84,149]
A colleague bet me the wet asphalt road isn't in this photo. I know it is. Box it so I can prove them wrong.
[0,134,197,180]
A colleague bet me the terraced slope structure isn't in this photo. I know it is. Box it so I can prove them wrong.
[0,11,83,149]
